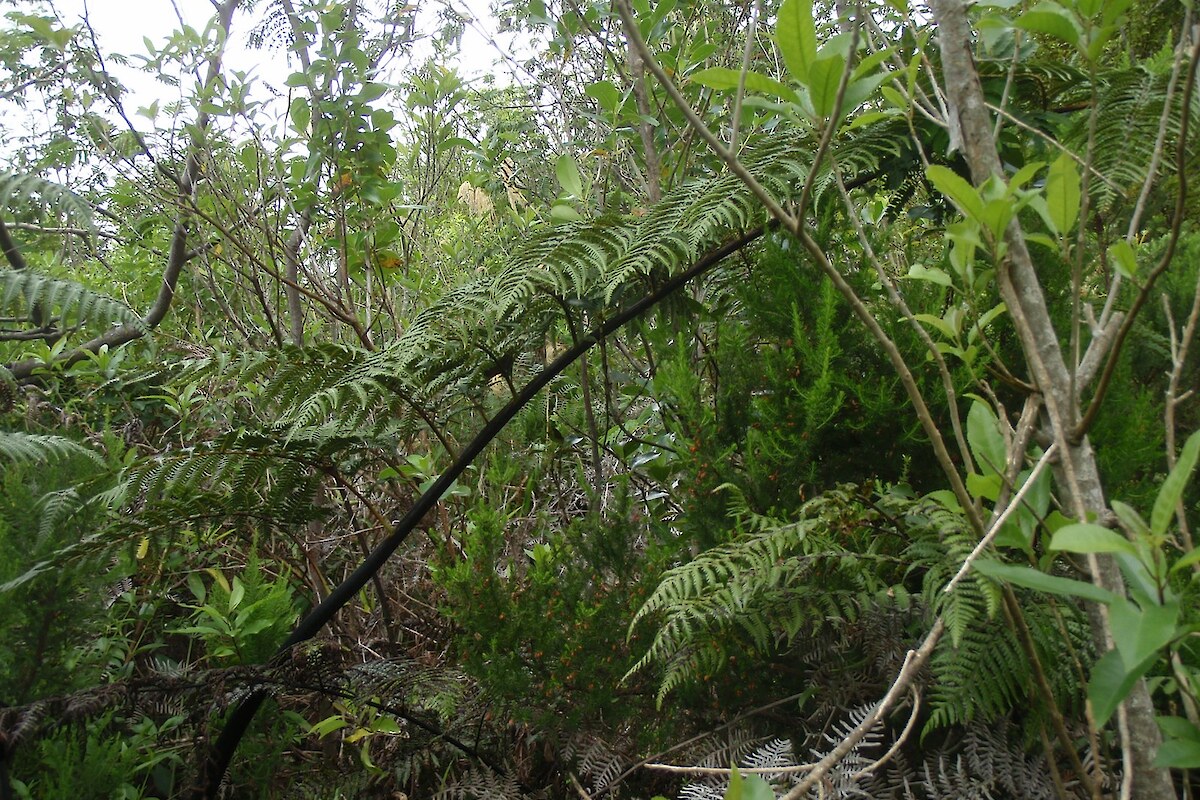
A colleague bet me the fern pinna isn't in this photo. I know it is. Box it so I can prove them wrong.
[626,483,1090,759]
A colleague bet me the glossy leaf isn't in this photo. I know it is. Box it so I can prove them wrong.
[973,560,1119,604]
[776,0,817,84]
[1151,428,1200,537]
[1050,523,1138,555]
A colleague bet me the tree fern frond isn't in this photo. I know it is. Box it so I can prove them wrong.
[1078,66,1200,207]
[0,171,94,228]
[0,431,104,466]
[0,270,143,333]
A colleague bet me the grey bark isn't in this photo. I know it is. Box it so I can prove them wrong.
[930,1,1175,797]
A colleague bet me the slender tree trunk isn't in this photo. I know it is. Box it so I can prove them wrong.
[930,1,1174,796]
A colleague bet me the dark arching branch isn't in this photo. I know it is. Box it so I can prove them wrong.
[191,223,771,798]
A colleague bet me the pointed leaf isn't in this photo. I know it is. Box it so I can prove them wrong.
[1089,648,1150,727]
[585,80,621,112]
[1050,523,1138,555]
[906,264,953,287]
[690,68,801,103]
[555,154,584,198]
[807,54,846,118]
[776,0,817,84]
[1111,500,1151,539]
[1108,239,1138,279]
[927,166,984,220]
[1152,429,1200,537]
[228,578,246,612]
[967,401,1006,475]
[1155,739,1200,769]
[1044,152,1081,235]
[1016,2,1083,46]
[973,560,1119,603]
[1110,598,1178,670]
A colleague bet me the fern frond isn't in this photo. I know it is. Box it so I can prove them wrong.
[0,171,94,228]
[0,431,104,466]
[0,270,143,333]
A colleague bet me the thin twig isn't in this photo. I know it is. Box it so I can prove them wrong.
[851,687,920,779]
[644,762,816,776]
[943,442,1059,594]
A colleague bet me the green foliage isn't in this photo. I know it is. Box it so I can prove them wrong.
[0,171,94,229]
[10,713,183,800]
[627,485,922,702]
[0,269,143,338]
[175,557,300,665]
[0,430,104,466]
[432,494,662,729]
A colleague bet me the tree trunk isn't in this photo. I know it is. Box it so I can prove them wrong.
[930,1,1174,796]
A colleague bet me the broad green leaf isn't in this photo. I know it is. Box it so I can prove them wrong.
[840,72,890,116]
[1151,429,1200,537]
[555,154,584,198]
[1050,523,1138,555]
[724,767,775,800]
[1110,598,1178,671]
[776,0,818,84]
[973,560,1119,604]
[289,97,311,133]
[1115,551,1164,608]
[1089,648,1151,727]
[854,48,894,80]
[1171,546,1200,573]
[1110,500,1150,540]
[979,197,1015,240]
[1044,152,1081,235]
[1157,715,1200,741]
[992,518,1034,553]
[914,313,957,340]
[357,82,387,102]
[1086,24,1118,61]
[880,85,909,110]
[187,572,207,604]
[1076,0,1103,18]
[1108,239,1138,278]
[966,303,1008,343]
[1101,0,1134,25]
[1016,2,1083,47]
[807,54,846,118]
[689,68,801,103]
[228,578,245,612]
[927,166,984,221]
[1155,739,1200,769]
[1008,161,1046,191]
[585,80,620,112]
[905,264,953,287]
[550,202,582,222]
[310,715,350,737]
[967,401,1006,475]
[967,471,1002,501]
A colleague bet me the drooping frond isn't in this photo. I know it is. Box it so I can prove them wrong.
[0,270,144,334]
[0,171,94,228]
[625,485,943,704]
[1074,66,1200,208]
[0,431,104,466]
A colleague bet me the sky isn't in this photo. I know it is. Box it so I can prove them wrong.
[48,0,520,111]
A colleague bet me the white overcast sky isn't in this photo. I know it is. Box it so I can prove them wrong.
[49,0,522,103]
